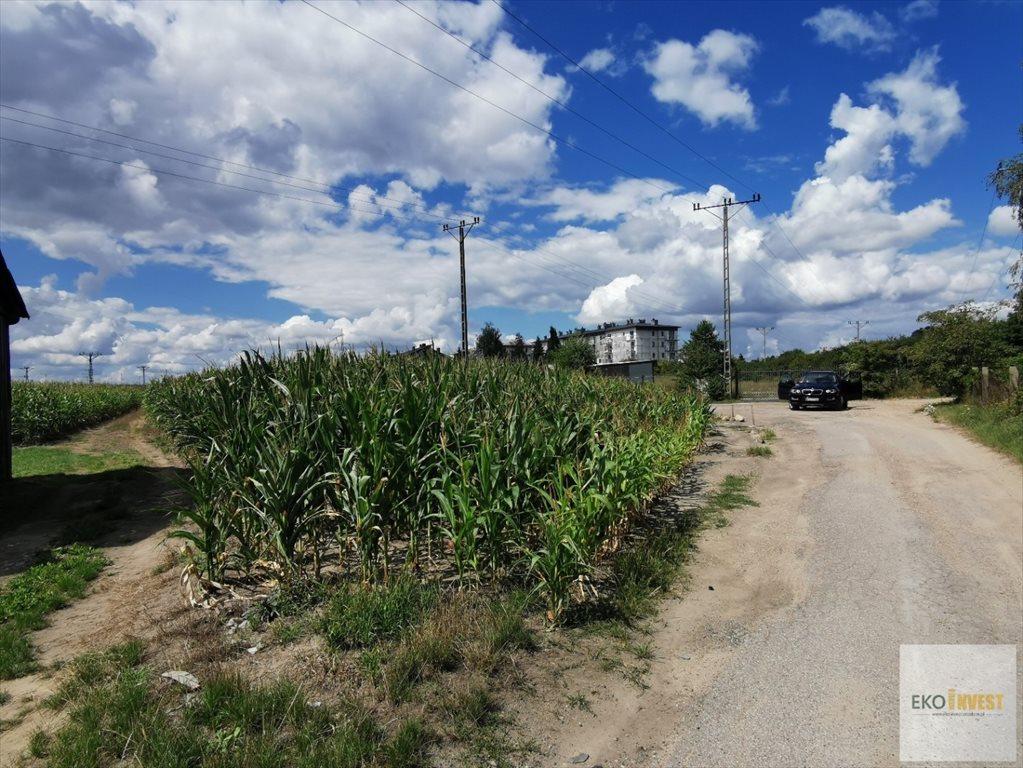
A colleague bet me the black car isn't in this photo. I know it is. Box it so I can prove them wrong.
[778,371,862,410]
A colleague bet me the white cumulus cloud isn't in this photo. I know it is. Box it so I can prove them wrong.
[643,30,758,129]
[988,205,1019,237]
[577,275,644,325]
[578,47,615,73]
[803,6,896,52]
[816,49,965,180]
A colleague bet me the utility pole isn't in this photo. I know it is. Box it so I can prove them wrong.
[848,320,869,340]
[442,217,480,359]
[138,365,148,385]
[20,366,30,382]
[693,194,761,397]
[78,352,102,384]
[754,326,774,360]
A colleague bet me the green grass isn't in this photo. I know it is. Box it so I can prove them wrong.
[747,445,773,457]
[12,446,146,478]
[322,577,440,651]
[0,545,109,679]
[932,401,1023,463]
[35,640,429,768]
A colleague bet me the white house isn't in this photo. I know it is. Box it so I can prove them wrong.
[558,318,679,364]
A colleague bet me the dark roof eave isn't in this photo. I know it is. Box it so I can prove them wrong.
[0,249,30,324]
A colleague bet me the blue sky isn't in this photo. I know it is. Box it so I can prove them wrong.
[1,0,1020,382]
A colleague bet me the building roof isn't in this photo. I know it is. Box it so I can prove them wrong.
[559,318,679,339]
[0,249,29,325]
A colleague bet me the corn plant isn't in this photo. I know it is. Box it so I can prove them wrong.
[146,348,710,619]
[12,382,144,444]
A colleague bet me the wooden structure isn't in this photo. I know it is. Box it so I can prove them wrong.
[1,249,30,481]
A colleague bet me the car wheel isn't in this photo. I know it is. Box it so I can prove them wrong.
[840,396,847,410]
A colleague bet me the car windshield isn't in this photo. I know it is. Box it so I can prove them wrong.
[798,373,838,386]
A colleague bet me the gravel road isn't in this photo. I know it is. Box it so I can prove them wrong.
[661,399,1023,767]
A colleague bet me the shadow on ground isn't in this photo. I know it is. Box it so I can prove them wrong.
[0,465,189,576]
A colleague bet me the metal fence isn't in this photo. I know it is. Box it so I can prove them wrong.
[735,369,795,401]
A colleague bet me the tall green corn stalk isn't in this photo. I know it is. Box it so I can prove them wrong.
[145,348,711,619]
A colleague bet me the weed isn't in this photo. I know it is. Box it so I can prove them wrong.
[759,428,777,442]
[623,662,651,690]
[270,620,304,645]
[932,402,1023,463]
[358,648,385,686]
[567,692,592,713]
[446,684,498,735]
[747,445,773,457]
[713,475,755,507]
[631,641,655,661]
[29,729,50,758]
[36,638,429,768]
[0,689,10,705]
[322,577,439,651]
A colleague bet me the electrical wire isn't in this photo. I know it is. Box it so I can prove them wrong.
[298,0,676,196]
[393,0,711,193]
[960,186,1000,302]
[491,1,842,302]
[981,232,1022,303]
[0,136,444,226]
[0,103,461,221]
[0,115,459,222]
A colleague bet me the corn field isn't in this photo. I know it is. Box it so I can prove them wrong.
[12,382,145,445]
[146,349,710,621]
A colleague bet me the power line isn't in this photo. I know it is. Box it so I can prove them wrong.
[0,136,443,226]
[960,186,1000,303]
[393,0,710,193]
[490,0,742,192]
[490,2,841,304]
[981,233,1022,303]
[0,105,460,222]
[298,0,675,196]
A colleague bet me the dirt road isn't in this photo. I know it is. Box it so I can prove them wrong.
[550,399,1022,767]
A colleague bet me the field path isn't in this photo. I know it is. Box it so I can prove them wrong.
[546,399,1022,767]
[1,411,186,766]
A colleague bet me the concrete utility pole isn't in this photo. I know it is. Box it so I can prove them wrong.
[693,194,761,397]
[755,326,774,360]
[20,366,30,382]
[442,217,480,359]
[138,365,149,385]
[848,320,869,340]
[79,352,102,384]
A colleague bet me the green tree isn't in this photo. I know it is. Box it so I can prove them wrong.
[913,303,1005,399]
[531,337,545,363]
[475,322,506,358]
[509,334,526,361]
[988,124,1023,311]
[549,336,596,369]
[678,320,725,399]
[546,326,561,353]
